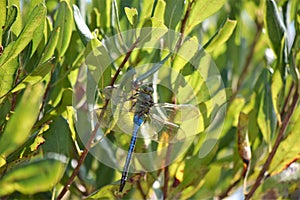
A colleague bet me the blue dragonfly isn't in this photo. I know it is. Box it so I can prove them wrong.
[95,54,201,192]
[114,81,200,192]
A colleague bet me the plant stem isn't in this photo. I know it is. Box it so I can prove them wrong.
[245,86,299,199]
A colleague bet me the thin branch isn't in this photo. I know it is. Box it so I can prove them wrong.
[230,20,263,102]
[57,39,139,200]
[245,86,299,199]
[174,0,195,55]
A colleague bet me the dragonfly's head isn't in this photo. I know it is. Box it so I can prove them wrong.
[140,84,153,94]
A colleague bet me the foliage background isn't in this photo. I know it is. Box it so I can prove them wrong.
[0,0,299,199]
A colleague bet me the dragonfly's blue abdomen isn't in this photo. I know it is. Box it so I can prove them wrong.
[134,115,144,126]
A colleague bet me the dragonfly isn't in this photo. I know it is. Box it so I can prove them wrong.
[113,81,200,192]
[94,53,201,192]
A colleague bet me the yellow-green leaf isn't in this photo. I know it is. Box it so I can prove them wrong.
[186,0,226,35]
[124,7,138,26]
[204,19,237,53]
[0,3,46,66]
[270,110,300,175]
[0,83,46,158]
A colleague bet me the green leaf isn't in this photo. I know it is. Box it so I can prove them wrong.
[86,185,118,199]
[124,7,138,26]
[11,58,54,93]
[270,110,300,175]
[257,71,277,148]
[153,0,166,24]
[204,19,237,53]
[137,1,155,28]
[0,57,18,102]
[264,0,286,57]
[0,82,46,158]
[8,0,22,36]
[39,27,60,64]
[171,156,209,199]
[139,17,168,45]
[73,4,94,46]
[42,116,74,156]
[26,0,45,57]
[2,5,18,46]
[271,70,283,125]
[0,0,7,45]
[0,3,46,66]
[0,157,66,196]
[164,0,184,30]
[173,36,199,71]
[54,1,73,57]
[186,0,226,35]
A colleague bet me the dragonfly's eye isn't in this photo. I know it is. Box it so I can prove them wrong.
[142,85,153,94]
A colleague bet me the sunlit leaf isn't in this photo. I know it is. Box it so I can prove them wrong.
[8,0,21,36]
[0,3,46,66]
[11,58,54,93]
[0,0,6,44]
[0,157,66,196]
[73,4,94,46]
[186,0,226,35]
[124,7,138,26]
[0,83,46,158]
[153,0,165,24]
[87,184,118,199]
[2,5,18,46]
[270,110,300,176]
[204,19,237,53]
[0,57,18,102]
[271,70,283,125]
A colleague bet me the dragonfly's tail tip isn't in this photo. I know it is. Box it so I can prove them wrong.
[119,181,126,192]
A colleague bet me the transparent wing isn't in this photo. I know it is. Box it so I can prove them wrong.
[142,103,201,143]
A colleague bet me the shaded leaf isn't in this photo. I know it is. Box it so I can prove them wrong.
[171,156,209,199]
[54,1,73,57]
[164,0,184,30]
[257,70,277,148]
[264,0,285,57]
[0,157,66,196]
[0,83,46,158]
[42,116,74,156]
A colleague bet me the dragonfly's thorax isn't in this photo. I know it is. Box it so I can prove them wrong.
[134,85,154,122]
